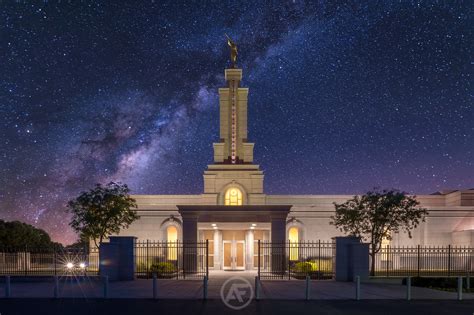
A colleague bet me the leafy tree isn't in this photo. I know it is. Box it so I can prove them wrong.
[330,189,428,276]
[67,182,139,248]
[0,220,57,248]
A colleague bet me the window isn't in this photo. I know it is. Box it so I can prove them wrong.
[224,188,243,206]
[167,226,178,260]
[288,227,299,261]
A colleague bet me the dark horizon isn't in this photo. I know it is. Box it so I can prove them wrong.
[1,2,472,243]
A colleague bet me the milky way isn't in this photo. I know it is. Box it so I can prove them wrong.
[1,2,472,243]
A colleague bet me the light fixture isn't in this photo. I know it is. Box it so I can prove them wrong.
[211,223,216,227]
[66,262,74,269]
[79,262,86,269]
[213,226,218,229]
[250,226,255,230]
[251,223,257,227]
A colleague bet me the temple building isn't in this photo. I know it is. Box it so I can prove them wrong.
[119,65,474,271]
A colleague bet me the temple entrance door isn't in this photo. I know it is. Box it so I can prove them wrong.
[223,240,245,270]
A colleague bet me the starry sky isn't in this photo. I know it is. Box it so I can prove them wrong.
[1,1,472,244]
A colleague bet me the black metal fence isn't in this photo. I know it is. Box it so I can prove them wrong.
[0,245,99,276]
[135,240,209,279]
[373,245,474,277]
[257,240,335,280]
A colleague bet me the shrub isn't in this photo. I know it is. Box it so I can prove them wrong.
[150,262,177,276]
[293,261,319,273]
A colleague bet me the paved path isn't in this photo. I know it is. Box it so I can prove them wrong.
[0,271,471,300]
[1,299,473,315]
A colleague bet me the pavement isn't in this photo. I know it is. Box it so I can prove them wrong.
[0,299,473,315]
[0,271,471,300]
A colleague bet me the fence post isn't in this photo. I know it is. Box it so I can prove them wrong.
[355,276,360,300]
[203,275,208,300]
[53,275,59,298]
[146,239,150,277]
[54,244,57,276]
[255,276,260,300]
[318,240,321,280]
[406,276,411,301]
[205,239,209,279]
[103,275,109,298]
[458,276,463,300]
[5,276,10,298]
[288,241,291,280]
[386,245,390,277]
[183,242,186,280]
[448,245,451,277]
[24,245,28,276]
[258,240,261,280]
[305,275,310,300]
[417,245,420,277]
[152,273,157,299]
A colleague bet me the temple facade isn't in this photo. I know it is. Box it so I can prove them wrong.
[119,66,474,271]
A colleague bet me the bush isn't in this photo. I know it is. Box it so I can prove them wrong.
[150,262,177,277]
[293,261,319,273]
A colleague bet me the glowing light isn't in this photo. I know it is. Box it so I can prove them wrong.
[211,223,216,227]
[224,187,242,206]
[66,262,74,269]
[79,262,86,269]
[251,223,257,227]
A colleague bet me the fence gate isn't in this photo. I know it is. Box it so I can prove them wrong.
[135,240,209,279]
[257,240,335,280]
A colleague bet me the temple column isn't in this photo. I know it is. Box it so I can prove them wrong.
[245,229,254,270]
[213,229,222,270]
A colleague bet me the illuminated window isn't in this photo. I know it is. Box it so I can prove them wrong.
[289,227,299,261]
[167,226,178,260]
[224,188,243,206]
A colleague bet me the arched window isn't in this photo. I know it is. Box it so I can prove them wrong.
[167,226,178,260]
[288,227,299,261]
[224,188,243,206]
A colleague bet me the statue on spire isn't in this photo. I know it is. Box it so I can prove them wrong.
[225,34,238,68]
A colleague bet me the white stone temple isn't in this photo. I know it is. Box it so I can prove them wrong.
[118,66,474,271]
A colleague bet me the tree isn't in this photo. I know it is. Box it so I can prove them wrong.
[0,220,58,248]
[67,182,139,248]
[330,188,428,276]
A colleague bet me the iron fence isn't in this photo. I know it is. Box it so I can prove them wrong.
[0,245,99,276]
[373,245,474,277]
[257,240,335,280]
[135,240,208,279]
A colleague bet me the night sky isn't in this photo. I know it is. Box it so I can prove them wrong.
[1,1,472,244]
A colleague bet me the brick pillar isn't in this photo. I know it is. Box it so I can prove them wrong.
[334,236,369,281]
[99,236,136,281]
[271,217,287,275]
[181,216,198,274]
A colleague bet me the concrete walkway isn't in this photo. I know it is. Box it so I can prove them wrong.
[0,271,471,300]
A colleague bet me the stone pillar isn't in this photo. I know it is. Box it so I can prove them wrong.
[99,236,136,281]
[181,216,198,274]
[245,230,254,270]
[182,216,198,242]
[334,236,369,282]
[213,229,221,270]
[271,217,287,275]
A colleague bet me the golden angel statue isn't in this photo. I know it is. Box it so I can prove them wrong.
[225,34,238,67]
